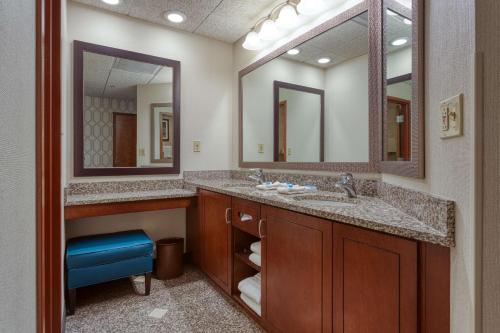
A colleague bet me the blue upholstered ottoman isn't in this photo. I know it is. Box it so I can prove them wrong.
[65,230,153,315]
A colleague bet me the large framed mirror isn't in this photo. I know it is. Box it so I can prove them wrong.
[73,41,180,176]
[239,1,380,172]
[381,0,424,177]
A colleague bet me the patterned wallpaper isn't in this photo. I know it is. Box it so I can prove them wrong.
[83,96,136,168]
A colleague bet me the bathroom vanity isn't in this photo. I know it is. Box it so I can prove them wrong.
[184,174,452,333]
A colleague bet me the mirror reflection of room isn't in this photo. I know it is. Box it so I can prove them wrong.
[383,4,412,161]
[242,12,369,163]
[83,51,174,168]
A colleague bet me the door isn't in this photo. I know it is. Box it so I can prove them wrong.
[332,223,417,333]
[278,101,287,162]
[261,206,332,332]
[200,190,232,293]
[386,97,411,161]
[113,113,137,167]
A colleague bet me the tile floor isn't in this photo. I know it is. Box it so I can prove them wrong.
[65,266,263,333]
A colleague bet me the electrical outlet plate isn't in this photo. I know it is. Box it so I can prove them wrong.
[440,94,463,139]
[193,140,201,152]
[258,144,264,153]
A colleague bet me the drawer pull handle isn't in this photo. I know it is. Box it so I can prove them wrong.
[225,208,231,224]
[239,212,253,222]
[258,219,266,238]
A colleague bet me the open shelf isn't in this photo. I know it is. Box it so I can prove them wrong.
[235,251,261,272]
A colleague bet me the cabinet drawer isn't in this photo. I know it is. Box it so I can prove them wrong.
[231,197,261,237]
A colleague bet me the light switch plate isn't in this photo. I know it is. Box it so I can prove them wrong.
[258,144,264,154]
[440,94,463,139]
[193,140,201,152]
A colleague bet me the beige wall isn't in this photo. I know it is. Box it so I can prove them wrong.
[233,1,478,332]
[63,2,233,245]
[0,0,37,332]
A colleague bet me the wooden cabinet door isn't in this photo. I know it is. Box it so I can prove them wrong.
[261,205,332,333]
[200,190,232,293]
[333,223,417,333]
[113,113,137,167]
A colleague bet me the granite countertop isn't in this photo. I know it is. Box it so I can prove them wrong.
[184,178,452,247]
[65,188,197,206]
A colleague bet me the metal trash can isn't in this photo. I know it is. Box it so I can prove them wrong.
[155,237,184,280]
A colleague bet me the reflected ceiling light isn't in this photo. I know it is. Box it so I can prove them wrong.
[276,4,299,29]
[259,19,281,41]
[287,48,300,55]
[242,31,263,50]
[391,37,408,46]
[297,0,325,15]
[102,0,120,4]
[386,9,397,16]
[403,18,412,25]
[317,57,331,64]
[164,11,186,23]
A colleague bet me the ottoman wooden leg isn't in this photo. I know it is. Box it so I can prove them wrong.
[67,288,76,315]
[145,272,152,296]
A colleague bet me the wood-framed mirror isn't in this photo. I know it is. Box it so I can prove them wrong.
[239,0,381,172]
[381,0,424,177]
[73,41,180,176]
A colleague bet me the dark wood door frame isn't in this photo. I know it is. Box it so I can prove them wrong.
[36,0,62,332]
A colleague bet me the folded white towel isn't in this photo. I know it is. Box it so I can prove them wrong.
[250,241,261,255]
[249,253,261,267]
[241,293,261,316]
[256,181,289,190]
[238,275,261,304]
[276,185,306,195]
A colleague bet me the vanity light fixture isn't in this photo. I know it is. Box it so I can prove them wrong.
[164,11,186,23]
[259,18,281,41]
[403,18,412,25]
[287,48,301,55]
[242,31,263,51]
[391,38,408,46]
[317,57,331,64]
[297,0,325,15]
[276,3,299,29]
[101,0,120,4]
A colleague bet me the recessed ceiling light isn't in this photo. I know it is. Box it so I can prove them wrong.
[317,57,331,64]
[391,38,408,46]
[287,48,300,55]
[386,9,397,16]
[403,18,412,25]
[102,0,120,4]
[164,11,186,23]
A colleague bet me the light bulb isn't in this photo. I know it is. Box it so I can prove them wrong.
[259,19,281,41]
[297,0,325,15]
[242,31,263,50]
[391,38,408,46]
[287,48,300,55]
[317,57,331,64]
[276,4,299,29]
[164,11,186,23]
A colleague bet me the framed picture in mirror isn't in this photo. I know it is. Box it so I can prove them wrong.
[73,41,180,176]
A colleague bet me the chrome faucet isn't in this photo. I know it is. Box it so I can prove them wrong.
[335,172,357,198]
[248,168,266,184]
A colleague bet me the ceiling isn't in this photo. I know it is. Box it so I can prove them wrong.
[72,0,282,43]
[280,12,369,68]
[386,10,412,53]
[83,51,173,99]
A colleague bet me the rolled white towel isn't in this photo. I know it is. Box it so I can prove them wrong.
[276,185,307,195]
[237,275,261,304]
[250,241,261,256]
[249,253,261,267]
[241,293,261,316]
